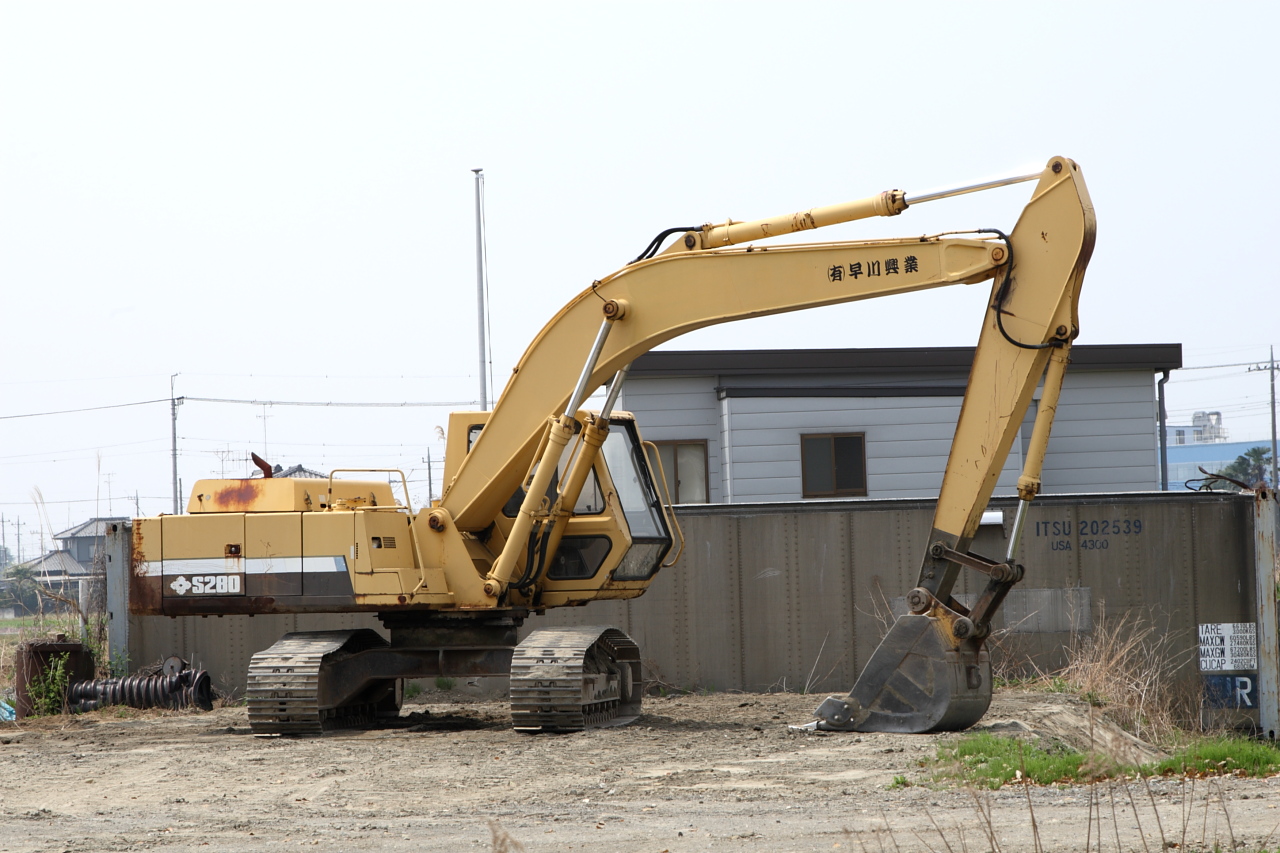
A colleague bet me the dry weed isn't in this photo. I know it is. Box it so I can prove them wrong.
[1055,608,1198,745]
[488,819,525,853]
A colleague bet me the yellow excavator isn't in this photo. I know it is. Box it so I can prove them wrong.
[129,156,1095,735]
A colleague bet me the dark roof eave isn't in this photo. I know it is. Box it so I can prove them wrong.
[628,344,1183,377]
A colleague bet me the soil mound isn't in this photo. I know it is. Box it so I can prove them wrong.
[978,690,1165,765]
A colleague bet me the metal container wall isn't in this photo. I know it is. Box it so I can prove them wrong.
[112,491,1254,696]
[532,491,1253,695]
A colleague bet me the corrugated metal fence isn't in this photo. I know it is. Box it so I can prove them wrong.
[108,491,1255,696]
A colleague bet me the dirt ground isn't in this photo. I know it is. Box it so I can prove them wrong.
[2,690,1279,853]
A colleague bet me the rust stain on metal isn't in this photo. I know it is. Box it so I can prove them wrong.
[129,523,163,615]
[161,595,278,616]
[129,571,163,615]
[210,479,264,511]
[130,524,149,576]
[790,211,817,232]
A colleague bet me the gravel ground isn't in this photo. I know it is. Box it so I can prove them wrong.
[2,690,1279,852]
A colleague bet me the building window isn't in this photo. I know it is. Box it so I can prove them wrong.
[801,433,867,497]
[645,441,709,504]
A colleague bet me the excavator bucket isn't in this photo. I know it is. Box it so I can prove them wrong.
[812,615,990,733]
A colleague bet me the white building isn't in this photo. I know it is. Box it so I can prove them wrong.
[619,344,1182,504]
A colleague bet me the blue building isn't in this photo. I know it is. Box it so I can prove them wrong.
[1166,439,1273,490]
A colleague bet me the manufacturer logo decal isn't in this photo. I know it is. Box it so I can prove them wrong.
[168,574,243,596]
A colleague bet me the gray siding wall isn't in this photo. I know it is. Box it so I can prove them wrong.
[1034,369,1159,492]
[622,368,1158,503]
[724,394,1023,500]
[619,375,724,503]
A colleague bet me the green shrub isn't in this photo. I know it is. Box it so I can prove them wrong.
[26,652,70,717]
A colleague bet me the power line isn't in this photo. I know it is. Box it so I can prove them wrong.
[180,371,475,381]
[0,496,169,506]
[0,438,166,460]
[0,399,170,421]
[184,397,479,408]
[1175,361,1262,371]
[1,396,481,421]
[181,435,443,448]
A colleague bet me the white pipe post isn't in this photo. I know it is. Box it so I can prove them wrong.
[170,374,180,515]
[473,169,488,410]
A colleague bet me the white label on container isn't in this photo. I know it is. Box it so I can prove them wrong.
[1199,622,1258,671]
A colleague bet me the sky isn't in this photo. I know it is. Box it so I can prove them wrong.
[1,2,1276,560]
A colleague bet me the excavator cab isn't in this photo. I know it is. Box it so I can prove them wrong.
[469,411,678,607]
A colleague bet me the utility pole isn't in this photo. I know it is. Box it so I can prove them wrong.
[473,168,489,410]
[170,374,183,515]
[13,517,23,564]
[425,450,434,504]
[1,513,6,568]
[1272,345,1278,490]
[1249,347,1280,488]
[257,405,271,461]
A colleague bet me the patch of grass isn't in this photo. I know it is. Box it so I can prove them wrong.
[434,676,455,691]
[404,681,424,700]
[1149,737,1280,778]
[935,732,1110,788]
[936,732,1280,790]
[0,614,82,632]
[993,674,1072,693]
[886,774,910,789]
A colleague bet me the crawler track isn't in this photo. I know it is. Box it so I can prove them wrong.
[246,625,642,734]
[246,630,397,735]
[509,626,641,732]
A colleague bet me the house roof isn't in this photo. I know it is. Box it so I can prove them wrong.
[628,344,1183,378]
[54,517,129,541]
[250,464,327,479]
[12,550,91,579]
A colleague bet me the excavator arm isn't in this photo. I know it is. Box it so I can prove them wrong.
[813,156,1096,732]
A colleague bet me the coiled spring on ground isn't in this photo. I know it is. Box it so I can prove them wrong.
[67,669,214,713]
